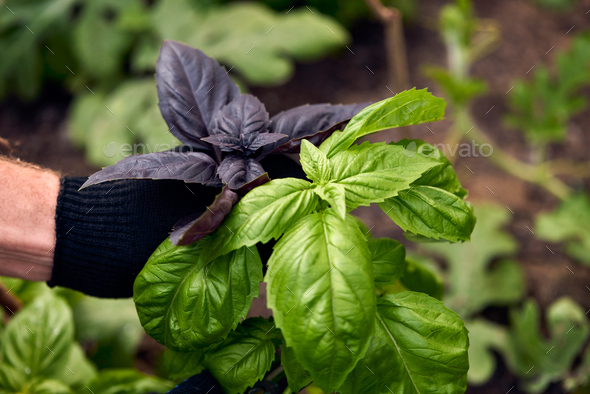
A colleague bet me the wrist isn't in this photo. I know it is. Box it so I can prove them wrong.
[0,159,60,281]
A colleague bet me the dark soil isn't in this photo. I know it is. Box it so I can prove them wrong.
[2,1,590,393]
[0,83,95,176]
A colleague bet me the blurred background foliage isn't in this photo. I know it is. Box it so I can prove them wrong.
[0,278,173,393]
[1,0,367,166]
[413,1,590,392]
[1,0,590,393]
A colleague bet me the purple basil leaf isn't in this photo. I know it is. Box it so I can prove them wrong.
[235,172,271,195]
[170,186,239,246]
[243,133,288,151]
[218,154,265,190]
[260,102,370,157]
[212,94,270,137]
[156,40,240,150]
[201,135,242,151]
[80,151,218,189]
[202,133,285,155]
[271,120,348,154]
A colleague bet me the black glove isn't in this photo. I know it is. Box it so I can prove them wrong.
[166,371,223,394]
[49,154,305,298]
[166,370,284,394]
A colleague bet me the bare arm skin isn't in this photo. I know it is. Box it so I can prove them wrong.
[0,157,60,281]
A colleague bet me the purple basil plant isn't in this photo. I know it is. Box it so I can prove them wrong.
[82,40,368,245]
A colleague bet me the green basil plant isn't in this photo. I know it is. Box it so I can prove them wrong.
[131,82,476,393]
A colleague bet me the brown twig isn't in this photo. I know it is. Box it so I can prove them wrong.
[0,282,22,321]
[365,0,412,140]
[0,137,12,154]
[365,0,411,93]
[543,159,590,178]
[456,110,572,200]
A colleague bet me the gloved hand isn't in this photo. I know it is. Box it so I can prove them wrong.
[49,154,305,298]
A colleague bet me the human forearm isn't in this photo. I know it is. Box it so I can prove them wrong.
[0,157,59,281]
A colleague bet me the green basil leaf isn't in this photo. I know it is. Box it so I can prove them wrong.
[320,88,446,158]
[300,139,330,183]
[318,101,383,157]
[87,369,173,394]
[26,380,73,394]
[206,178,319,261]
[53,343,97,390]
[314,182,347,219]
[390,139,467,198]
[282,346,312,393]
[368,238,406,287]
[203,318,276,394]
[265,210,375,392]
[0,293,74,390]
[160,348,205,383]
[338,292,469,394]
[399,254,444,300]
[379,185,476,242]
[330,142,441,209]
[349,215,374,240]
[134,239,262,351]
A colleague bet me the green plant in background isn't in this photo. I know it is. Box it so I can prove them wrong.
[72,0,349,167]
[416,204,590,393]
[503,298,589,393]
[134,0,349,86]
[68,79,179,167]
[0,0,147,100]
[73,297,146,369]
[0,0,348,97]
[505,33,590,161]
[535,193,590,266]
[424,0,590,391]
[0,0,349,167]
[422,0,494,110]
[418,204,525,385]
[0,0,77,100]
[429,0,590,256]
[422,205,523,318]
[0,278,172,394]
[130,89,477,394]
[0,292,95,392]
[425,0,590,200]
